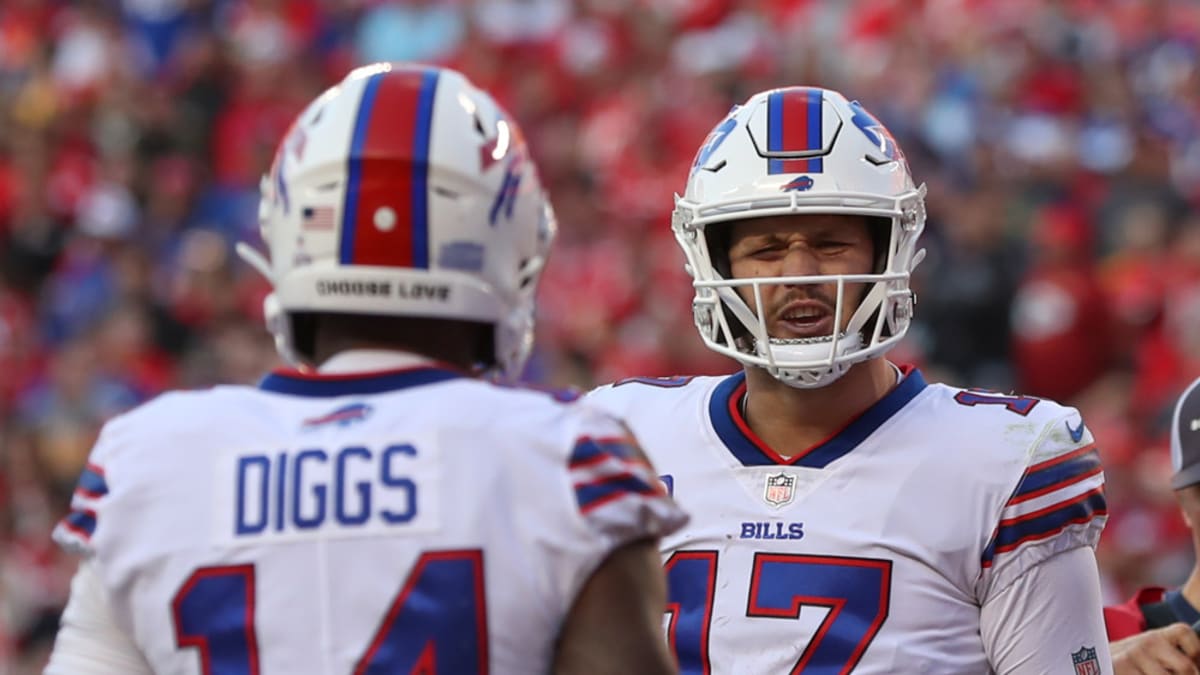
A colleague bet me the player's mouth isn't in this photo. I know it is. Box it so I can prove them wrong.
[774,301,835,339]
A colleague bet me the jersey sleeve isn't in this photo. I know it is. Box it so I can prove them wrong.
[566,426,687,546]
[981,546,1113,674]
[44,559,153,675]
[52,418,125,558]
[525,402,687,621]
[978,407,1107,599]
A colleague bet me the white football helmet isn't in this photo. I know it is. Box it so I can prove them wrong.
[673,86,927,388]
[239,63,556,378]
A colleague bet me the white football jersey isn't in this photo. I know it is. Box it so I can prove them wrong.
[53,364,686,674]
[587,366,1109,674]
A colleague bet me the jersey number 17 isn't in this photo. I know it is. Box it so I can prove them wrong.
[666,551,892,674]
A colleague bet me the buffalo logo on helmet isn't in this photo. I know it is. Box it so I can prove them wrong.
[781,176,814,192]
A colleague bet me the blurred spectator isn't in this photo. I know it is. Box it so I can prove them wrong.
[915,186,1022,390]
[0,282,38,416]
[355,0,465,65]
[1011,203,1113,402]
[472,0,570,47]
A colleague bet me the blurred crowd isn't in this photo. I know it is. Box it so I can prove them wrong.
[0,0,1197,670]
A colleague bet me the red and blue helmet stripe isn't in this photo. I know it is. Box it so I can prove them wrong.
[340,67,440,268]
[767,87,825,175]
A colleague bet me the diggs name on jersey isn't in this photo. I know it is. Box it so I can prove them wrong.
[220,441,440,543]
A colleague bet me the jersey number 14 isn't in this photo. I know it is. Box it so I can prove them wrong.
[171,550,487,674]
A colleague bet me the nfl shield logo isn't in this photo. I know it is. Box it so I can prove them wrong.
[764,472,796,507]
[1071,646,1100,675]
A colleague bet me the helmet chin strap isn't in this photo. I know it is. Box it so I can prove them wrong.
[754,331,863,375]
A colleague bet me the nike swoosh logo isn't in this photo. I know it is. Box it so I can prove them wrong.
[1066,419,1086,443]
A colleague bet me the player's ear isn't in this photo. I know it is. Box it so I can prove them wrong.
[1176,486,1200,528]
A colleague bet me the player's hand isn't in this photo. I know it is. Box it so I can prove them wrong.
[1111,622,1200,675]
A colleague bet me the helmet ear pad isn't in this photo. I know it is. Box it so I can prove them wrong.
[288,312,318,365]
[703,223,751,345]
[864,216,897,340]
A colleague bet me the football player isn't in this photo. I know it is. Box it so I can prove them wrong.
[46,63,686,674]
[587,86,1112,673]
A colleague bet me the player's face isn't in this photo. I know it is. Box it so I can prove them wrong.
[726,214,874,341]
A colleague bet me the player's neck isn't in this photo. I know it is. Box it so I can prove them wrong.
[741,358,898,459]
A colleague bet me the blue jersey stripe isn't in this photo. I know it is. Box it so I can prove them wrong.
[77,465,109,497]
[709,369,928,467]
[340,71,385,264]
[569,436,640,468]
[983,490,1107,564]
[575,474,658,513]
[259,367,462,397]
[63,509,97,538]
[1011,447,1101,502]
[410,70,439,269]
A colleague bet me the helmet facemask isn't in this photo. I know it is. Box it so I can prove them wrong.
[675,185,926,389]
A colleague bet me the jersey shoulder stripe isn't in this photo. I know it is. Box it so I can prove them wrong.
[54,461,112,553]
[981,409,1107,571]
[568,436,661,513]
[983,487,1106,566]
[1008,444,1102,504]
[569,435,645,467]
[564,433,687,539]
[574,474,663,514]
[75,463,109,499]
[59,508,98,542]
